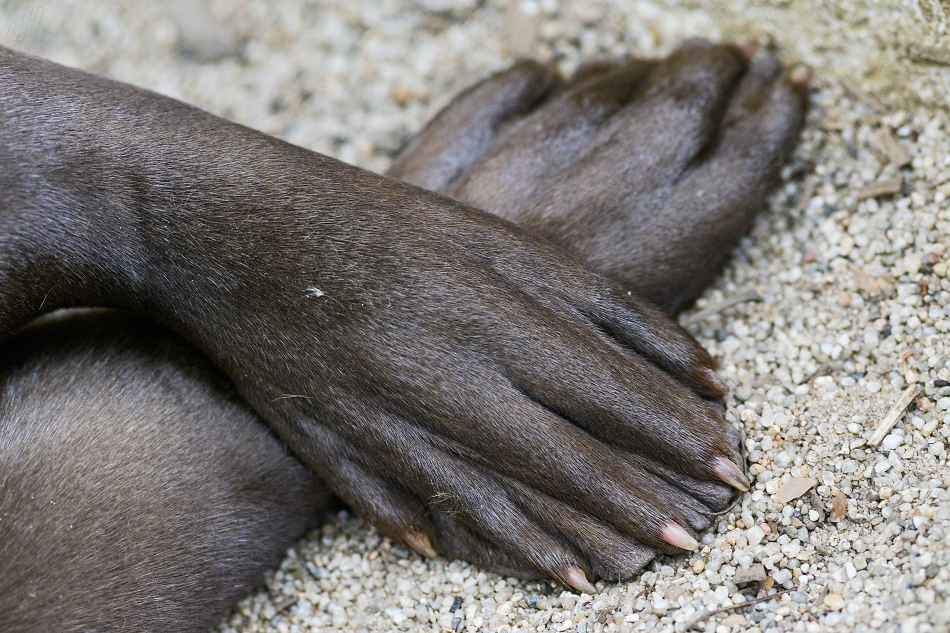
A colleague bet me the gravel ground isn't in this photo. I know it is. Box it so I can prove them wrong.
[3,0,949,631]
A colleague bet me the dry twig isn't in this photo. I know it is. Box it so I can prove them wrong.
[683,289,762,326]
[687,589,792,631]
[868,384,921,446]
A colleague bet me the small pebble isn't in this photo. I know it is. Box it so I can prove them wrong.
[734,564,768,584]
[824,593,846,610]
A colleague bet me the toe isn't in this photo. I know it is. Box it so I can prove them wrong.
[508,261,726,398]
[625,452,738,514]
[500,477,657,582]
[494,283,742,487]
[479,40,751,286]
[387,60,562,192]
[371,424,595,586]
[426,506,542,578]
[623,53,810,313]
[581,39,750,191]
[288,423,436,552]
[449,58,658,214]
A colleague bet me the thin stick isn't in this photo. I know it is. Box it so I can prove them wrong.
[687,589,791,630]
[683,289,763,326]
[868,384,921,446]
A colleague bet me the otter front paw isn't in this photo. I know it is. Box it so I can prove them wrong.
[384,39,808,584]
[255,232,744,590]
[389,39,809,315]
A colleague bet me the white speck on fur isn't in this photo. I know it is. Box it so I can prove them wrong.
[305,286,325,298]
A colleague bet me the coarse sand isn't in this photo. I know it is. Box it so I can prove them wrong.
[2,0,948,631]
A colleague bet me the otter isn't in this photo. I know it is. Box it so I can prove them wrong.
[0,40,807,632]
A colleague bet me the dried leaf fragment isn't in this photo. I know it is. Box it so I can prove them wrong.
[851,264,898,296]
[856,176,903,200]
[795,174,818,212]
[773,477,817,504]
[873,127,912,167]
[908,44,950,67]
[831,491,847,520]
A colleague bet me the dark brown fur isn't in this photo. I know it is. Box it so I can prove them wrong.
[389,41,807,315]
[0,40,806,631]
[0,311,330,633]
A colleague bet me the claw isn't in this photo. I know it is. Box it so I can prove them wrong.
[737,41,760,61]
[403,531,437,558]
[661,522,700,551]
[788,65,812,88]
[561,565,597,593]
[701,367,728,397]
[713,456,750,491]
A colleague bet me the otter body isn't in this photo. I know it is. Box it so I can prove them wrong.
[0,40,806,632]
[0,311,329,633]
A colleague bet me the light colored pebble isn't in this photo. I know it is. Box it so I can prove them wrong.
[824,593,846,610]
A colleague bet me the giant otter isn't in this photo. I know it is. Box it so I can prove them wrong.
[0,39,807,632]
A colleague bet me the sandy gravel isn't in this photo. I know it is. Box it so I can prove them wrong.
[2,0,949,631]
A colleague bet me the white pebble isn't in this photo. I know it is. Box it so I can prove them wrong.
[747,526,766,547]
[881,434,903,451]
